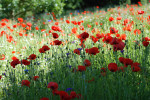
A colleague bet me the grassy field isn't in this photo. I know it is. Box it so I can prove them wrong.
[0,2,150,100]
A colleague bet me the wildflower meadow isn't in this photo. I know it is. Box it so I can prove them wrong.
[0,1,150,100]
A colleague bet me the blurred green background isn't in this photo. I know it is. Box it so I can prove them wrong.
[0,0,149,19]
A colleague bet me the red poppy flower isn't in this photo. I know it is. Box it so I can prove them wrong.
[138,2,142,6]
[42,45,50,51]
[109,17,114,21]
[83,59,91,67]
[123,19,130,25]
[26,26,31,30]
[19,33,23,36]
[71,21,78,25]
[85,47,99,55]
[116,16,122,20]
[77,65,86,72]
[110,37,121,45]
[138,10,144,14]
[96,6,99,8]
[0,31,5,37]
[27,22,32,27]
[35,26,39,30]
[58,91,71,100]
[74,49,80,55]
[131,62,141,72]
[108,63,118,72]
[134,29,141,35]
[78,21,82,25]
[52,33,59,39]
[40,97,49,100]
[57,26,62,32]
[28,54,36,60]
[87,24,91,28]
[55,22,59,25]
[79,25,84,30]
[72,27,77,34]
[13,25,17,28]
[103,35,113,44]
[21,80,30,87]
[18,18,23,23]
[142,41,149,47]
[11,56,18,60]
[148,15,150,19]
[123,58,133,67]
[39,48,45,53]
[49,30,53,33]
[66,20,70,24]
[120,34,126,40]
[78,32,89,41]
[142,37,150,41]
[96,34,103,39]
[33,76,39,81]
[41,29,46,32]
[21,23,26,27]
[1,22,6,26]
[70,91,77,99]
[10,59,21,68]
[52,90,60,95]
[110,27,118,34]
[21,59,30,66]
[116,34,120,37]
[113,41,125,51]
[51,26,58,31]
[119,57,125,64]
[0,54,5,60]
[53,40,62,45]
[6,35,14,43]
[47,82,58,90]
[0,75,2,80]
[90,36,98,43]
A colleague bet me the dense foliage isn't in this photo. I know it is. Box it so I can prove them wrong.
[0,1,150,100]
[0,0,149,19]
[0,0,65,18]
